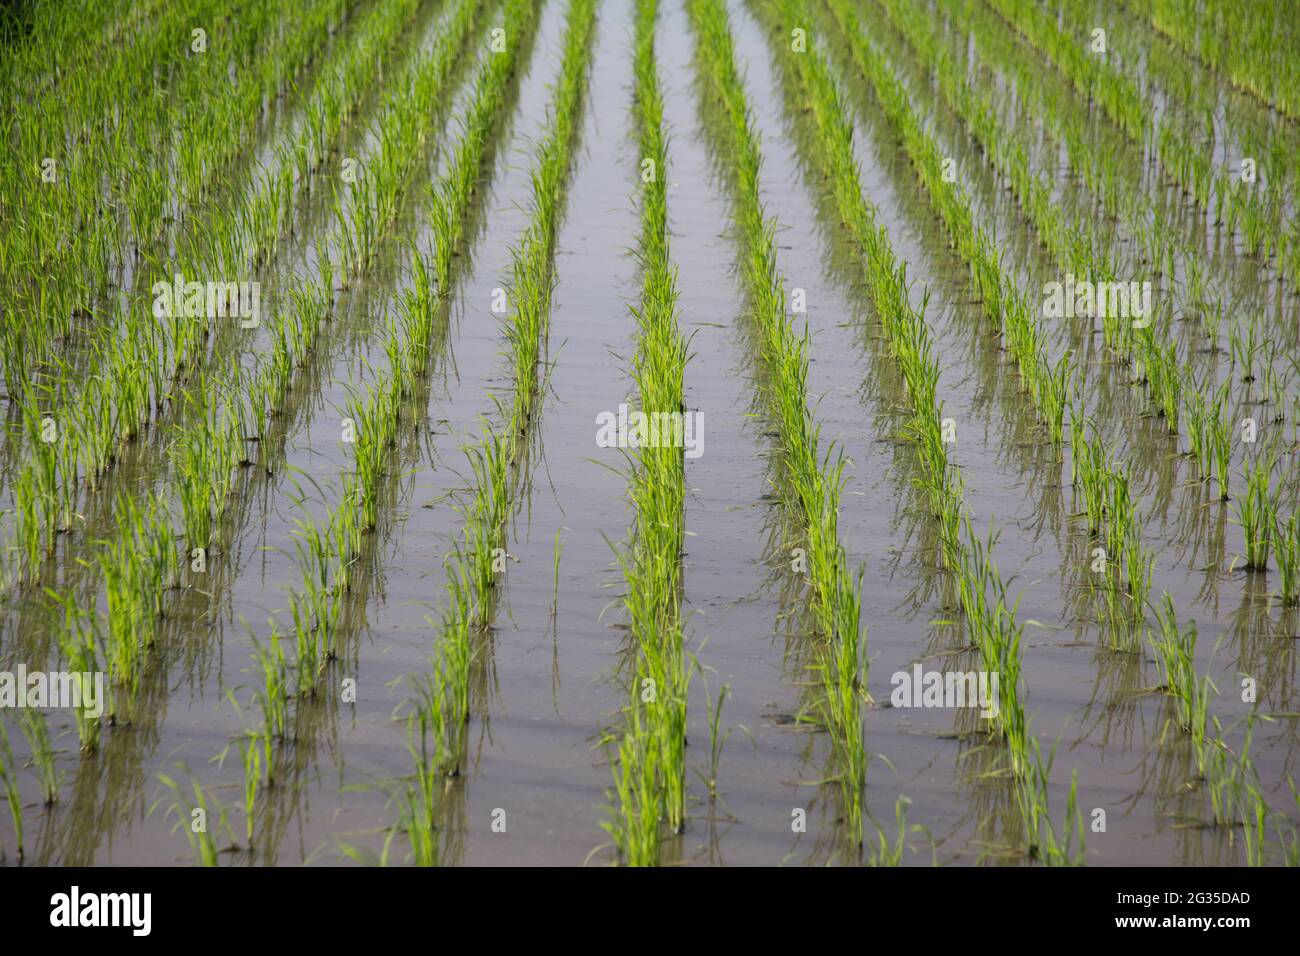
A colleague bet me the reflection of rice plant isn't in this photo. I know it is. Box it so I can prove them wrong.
[50,591,103,751]
[19,711,61,806]
[0,719,24,863]
[1150,594,1212,773]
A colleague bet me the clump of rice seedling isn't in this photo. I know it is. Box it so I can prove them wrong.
[1235,451,1276,571]
[1273,509,1300,606]
[868,796,921,867]
[154,769,229,867]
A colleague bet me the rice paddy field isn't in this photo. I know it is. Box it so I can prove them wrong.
[1,0,1299,869]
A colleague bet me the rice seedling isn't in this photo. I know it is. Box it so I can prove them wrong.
[399,706,442,867]
[688,0,869,847]
[154,769,229,867]
[238,733,260,849]
[867,796,918,867]
[1235,451,1276,571]
[598,0,696,866]
[48,590,103,751]
[1273,509,1300,607]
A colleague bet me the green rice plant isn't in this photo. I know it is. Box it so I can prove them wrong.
[550,528,564,617]
[602,704,661,866]
[1281,779,1300,865]
[399,708,441,867]
[1018,741,1086,866]
[154,769,229,867]
[94,490,176,712]
[1208,383,1233,500]
[251,625,290,768]
[1273,509,1300,606]
[1228,314,1263,385]
[867,796,919,867]
[690,0,870,846]
[1204,716,1267,844]
[1235,451,1276,570]
[693,660,731,802]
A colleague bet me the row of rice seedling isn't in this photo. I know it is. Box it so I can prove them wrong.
[32,0,490,755]
[1,0,346,390]
[821,0,1075,449]
[163,0,444,556]
[1,0,356,582]
[783,0,1083,863]
[1135,0,1300,121]
[148,0,523,861]
[946,0,1300,447]
[205,0,529,806]
[3,0,436,587]
[384,0,548,820]
[859,0,1167,643]
[981,0,1285,279]
[0,708,63,863]
[895,2,1293,858]
[1048,0,1296,268]
[876,0,1294,682]
[689,0,877,851]
[1050,0,1300,220]
[334,0,487,278]
[1149,595,1273,861]
[601,0,693,867]
[912,1,1300,613]
[887,3,1247,446]
[397,0,598,866]
[933,0,1229,343]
